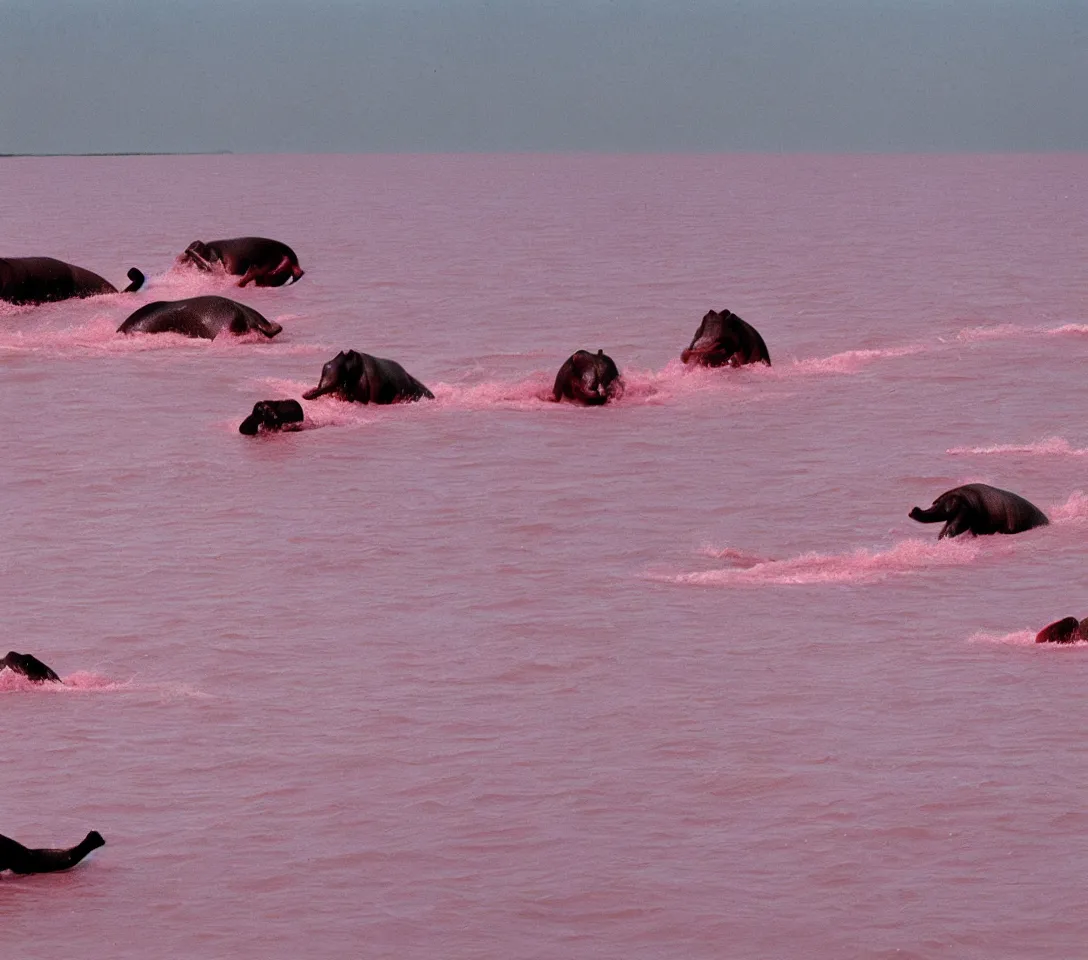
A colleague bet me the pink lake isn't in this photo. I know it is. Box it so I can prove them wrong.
[1,153,1087,958]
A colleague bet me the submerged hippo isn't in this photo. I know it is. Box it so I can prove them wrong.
[118,296,282,340]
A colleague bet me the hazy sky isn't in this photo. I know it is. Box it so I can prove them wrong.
[0,0,1085,154]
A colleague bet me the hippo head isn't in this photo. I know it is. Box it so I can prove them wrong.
[248,314,283,338]
[178,240,218,270]
[681,309,732,365]
[303,350,365,400]
[239,399,305,435]
[909,489,974,539]
[80,831,106,854]
[225,305,282,339]
[909,490,963,524]
[581,349,624,404]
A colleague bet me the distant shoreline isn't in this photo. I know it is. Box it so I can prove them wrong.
[0,152,233,157]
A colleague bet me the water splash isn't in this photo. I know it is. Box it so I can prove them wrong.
[146,264,242,298]
[0,671,123,693]
[954,323,1027,342]
[657,537,984,586]
[967,630,1039,646]
[0,315,312,357]
[696,546,770,568]
[1049,490,1088,524]
[785,344,926,375]
[430,373,556,409]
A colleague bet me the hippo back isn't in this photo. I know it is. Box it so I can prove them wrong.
[118,296,275,339]
[362,354,434,404]
[959,483,1049,535]
[0,257,116,304]
[118,299,218,338]
[1036,617,1082,644]
[209,237,299,272]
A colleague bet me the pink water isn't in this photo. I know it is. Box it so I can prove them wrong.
[2,154,1087,959]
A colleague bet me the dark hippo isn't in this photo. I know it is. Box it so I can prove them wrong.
[1035,617,1088,644]
[239,399,306,436]
[552,349,624,405]
[0,831,105,874]
[118,296,282,340]
[681,309,771,368]
[0,257,144,305]
[303,350,434,404]
[0,651,61,683]
[178,237,304,287]
[909,483,1049,539]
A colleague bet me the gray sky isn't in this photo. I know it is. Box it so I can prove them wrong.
[1,0,1085,154]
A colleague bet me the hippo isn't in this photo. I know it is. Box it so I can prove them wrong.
[552,349,624,405]
[117,296,282,340]
[1035,617,1088,644]
[239,399,305,436]
[0,651,61,683]
[177,237,304,287]
[681,309,771,368]
[303,350,434,404]
[0,831,105,874]
[909,483,1049,539]
[0,257,144,305]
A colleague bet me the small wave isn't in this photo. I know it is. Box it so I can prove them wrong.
[948,437,1088,457]
[697,546,769,568]
[954,321,1088,342]
[1049,490,1088,523]
[967,630,1038,646]
[786,344,926,375]
[954,323,1030,342]
[657,537,983,586]
[0,671,209,697]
